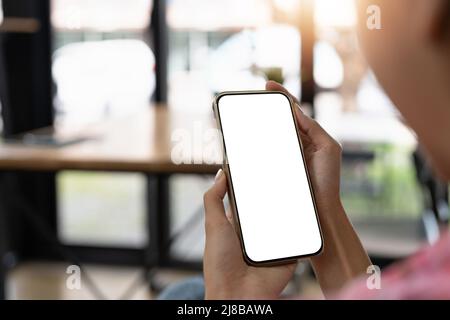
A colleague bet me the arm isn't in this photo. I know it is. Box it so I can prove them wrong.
[310,200,371,296]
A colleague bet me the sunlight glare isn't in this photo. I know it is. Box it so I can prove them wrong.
[314,0,356,28]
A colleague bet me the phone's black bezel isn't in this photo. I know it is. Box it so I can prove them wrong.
[213,90,324,267]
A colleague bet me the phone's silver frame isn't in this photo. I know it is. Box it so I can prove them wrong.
[212,90,324,266]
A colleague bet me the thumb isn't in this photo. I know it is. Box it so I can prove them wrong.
[204,169,229,231]
[293,105,335,147]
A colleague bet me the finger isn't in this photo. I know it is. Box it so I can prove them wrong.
[265,80,300,105]
[225,210,234,224]
[293,103,337,147]
[204,169,229,229]
[265,81,336,147]
[299,131,313,148]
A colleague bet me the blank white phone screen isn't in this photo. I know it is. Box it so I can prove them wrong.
[218,93,322,263]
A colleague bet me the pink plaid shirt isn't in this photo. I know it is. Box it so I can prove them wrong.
[335,231,450,299]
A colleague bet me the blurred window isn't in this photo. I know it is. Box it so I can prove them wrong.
[52,0,152,31]
[313,0,422,220]
[51,0,154,248]
[51,0,155,126]
[167,0,301,112]
[52,39,155,126]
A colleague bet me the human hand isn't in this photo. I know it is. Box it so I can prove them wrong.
[265,81,343,211]
[203,170,297,300]
[266,82,370,295]
[203,82,343,300]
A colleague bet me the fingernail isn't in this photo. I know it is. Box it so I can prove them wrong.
[215,169,224,182]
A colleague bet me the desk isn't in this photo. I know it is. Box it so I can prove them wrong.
[0,105,220,173]
[0,105,220,299]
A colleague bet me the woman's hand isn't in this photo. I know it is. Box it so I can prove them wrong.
[203,82,369,299]
[265,81,343,212]
[266,82,371,294]
[203,170,297,299]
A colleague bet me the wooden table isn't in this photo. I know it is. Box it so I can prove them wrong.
[0,105,220,299]
[0,105,220,173]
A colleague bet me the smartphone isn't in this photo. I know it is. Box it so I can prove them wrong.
[213,91,323,266]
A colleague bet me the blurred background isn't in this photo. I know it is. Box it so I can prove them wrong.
[0,0,448,299]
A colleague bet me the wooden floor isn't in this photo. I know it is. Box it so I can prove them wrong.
[6,262,202,300]
[6,262,321,300]
[4,218,425,299]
